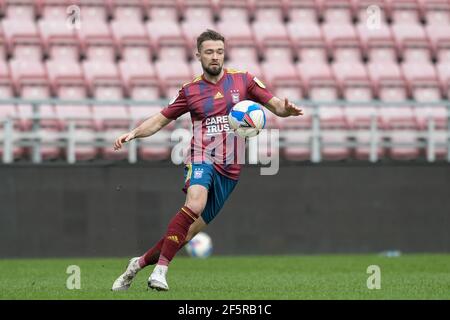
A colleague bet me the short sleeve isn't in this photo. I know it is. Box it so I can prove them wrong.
[246,72,274,105]
[160,88,189,120]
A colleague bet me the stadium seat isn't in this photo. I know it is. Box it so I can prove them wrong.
[353,0,389,24]
[344,105,380,129]
[146,0,181,21]
[296,62,337,100]
[387,0,422,24]
[286,0,320,23]
[181,20,217,56]
[55,104,94,130]
[367,62,406,99]
[118,60,159,99]
[0,104,24,159]
[356,22,397,63]
[110,1,146,21]
[387,129,421,160]
[217,0,251,23]
[82,60,123,99]
[420,0,450,25]
[436,62,450,98]
[226,59,263,80]
[3,1,37,20]
[321,130,351,160]
[278,105,313,129]
[352,129,385,160]
[226,45,259,63]
[318,106,348,129]
[16,104,59,131]
[98,128,128,160]
[66,128,98,161]
[183,0,216,25]
[401,62,440,98]
[287,22,327,63]
[46,60,85,98]
[2,17,41,60]
[146,19,186,58]
[138,129,171,161]
[321,23,361,62]
[77,20,115,62]
[252,20,291,58]
[281,129,312,161]
[261,59,301,93]
[380,106,418,129]
[129,105,163,125]
[154,59,193,98]
[216,20,255,50]
[78,3,110,22]
[9,59,50,98]
[321,0,354,24]
[110,19,151,60]
[38,17,79,61]
[425,24,450,63]
[414,105,448,130]
[391,23,432,63]
[331,62,371,99]
[429,130,449,160]
[252,0,287,23]
[91,105,129,131]
[0,59,13,97]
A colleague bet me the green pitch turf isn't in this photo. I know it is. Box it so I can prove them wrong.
[0,254,449,300]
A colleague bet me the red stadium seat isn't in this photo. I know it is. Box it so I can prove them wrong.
[46,59,85,98]
[356,22,397,63]
[321,23,361,62]
[154,59,193,98]
[55,105,94,129]
[387,129,420,160]
[322,0,354,24]
[282,129,312,161]
[91,105,129,130]
[436,62,450,98]
[79,3,110,22]
[286,0,320,23]
[387,0,422,24]
[9,59,50,98]
[352,129,385,160]
[391,23,432,63]
[321,130,351,160]
[82,60,122,99]
[367,62,406,99]
[287,22,327,63]
[425,24,450,63]
[118,60,160,99]
[419,0,450,25]
[331,62,371,99]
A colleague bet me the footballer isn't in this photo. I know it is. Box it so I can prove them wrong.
[112,29,303,291]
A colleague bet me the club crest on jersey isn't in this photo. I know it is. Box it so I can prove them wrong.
[193,168,203,179]
[231,89,240,103]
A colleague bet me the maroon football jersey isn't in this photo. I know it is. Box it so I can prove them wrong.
[161,68,274,180]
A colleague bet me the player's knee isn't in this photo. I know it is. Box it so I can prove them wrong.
[184,201,205,217]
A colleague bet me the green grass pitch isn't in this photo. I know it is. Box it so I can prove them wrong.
[1,254,449,300]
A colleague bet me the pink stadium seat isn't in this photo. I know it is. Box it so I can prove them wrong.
[387,0,422,24]
[146,19,185,57]
[252,20,291,57]
[154,59,192,98]
[278,105,313,129]
[0,59,13,97]
[91,105,129,130]
[414,106,448,130]
[401,62,440,98]
[181,20,217,55]
[380,106,418,129]
[35,128,62,161]
[425,24,450,63]
[9,59,50,98]
[344,106,380,129]
[46,60,85,98]
[38,18,79,60]
[4,1,37,19]
[118,60,159,99]
[296,62,337,100]
[82,60,122,99]
[261,60,302,94]
[436,62,450,98]
[0,26,5,60]
[77,20,115,61]
[331,62,371,99]
[17,104,59,130]
[282,129,312,161]
[367,62,406,99]
[321,0,354,24]
[287,22,327,63]
[387,130,420,160]
[146,0,180,21]
[0,104,18,125]
[110,1,146,21]
[217,0,251,23]
[274,86,303,102]
[79,3,110,22]
[252,0,287,23]
[1,17,41,59]
[356,22,397,63]
[352,129,385,160]
[55,105,94,129]
[68,128,98,161]
[391,23,432,63]
[99,128,128,160]
[420,0,450,25]
[319,106,348,129]
[226,45,259,63]
[322,23,361,62]
[286,0,320,23]
[321,130,351,160]
[226,60,263,80]
[217,20,255,49]
[129,105,163,125]
[182,0,216,25]
[138,129,172,161]
[110,19,150,59]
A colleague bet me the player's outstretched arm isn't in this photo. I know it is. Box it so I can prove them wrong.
[264,97,304,118]
[113,112,172,151]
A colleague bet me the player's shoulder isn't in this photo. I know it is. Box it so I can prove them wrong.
[226,68,248,75]
[182,75,203,88]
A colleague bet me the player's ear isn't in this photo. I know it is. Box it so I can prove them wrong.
[195,51,201,61]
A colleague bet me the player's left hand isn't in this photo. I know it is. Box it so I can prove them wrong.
[284,98,304,116]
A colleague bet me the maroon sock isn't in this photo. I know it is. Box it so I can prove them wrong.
[158,206,198,266]
[138,237,165,268]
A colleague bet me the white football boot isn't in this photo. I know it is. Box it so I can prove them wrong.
[148,265,169,291]
[111,257,141,291]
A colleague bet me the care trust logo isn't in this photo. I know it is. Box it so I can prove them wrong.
[205,115,231,135]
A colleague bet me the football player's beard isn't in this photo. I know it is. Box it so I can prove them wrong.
[202,63,222,76]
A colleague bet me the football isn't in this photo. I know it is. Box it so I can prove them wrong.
[185,232,213,258]
[228,100,266,138]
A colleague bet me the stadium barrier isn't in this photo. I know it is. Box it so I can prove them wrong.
[1,98,450,163]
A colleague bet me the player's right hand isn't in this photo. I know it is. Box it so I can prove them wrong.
[114,131,136,151]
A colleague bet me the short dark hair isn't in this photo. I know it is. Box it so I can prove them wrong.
[196,29,225,52]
